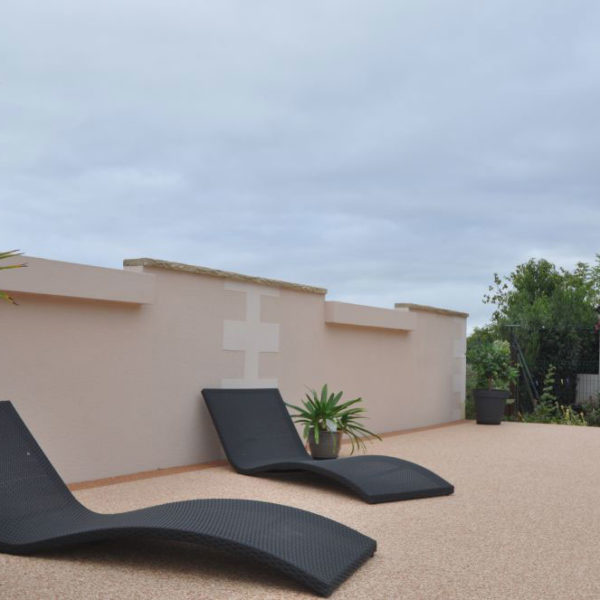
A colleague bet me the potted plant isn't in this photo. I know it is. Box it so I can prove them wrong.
[286,384,382,459]
[468,339,519,425]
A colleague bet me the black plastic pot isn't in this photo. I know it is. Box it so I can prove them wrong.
[473,389,509,425]
[308,430,343,459]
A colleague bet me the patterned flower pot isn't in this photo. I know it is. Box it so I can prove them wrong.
[474,389,509,425]
[308,430,343,459]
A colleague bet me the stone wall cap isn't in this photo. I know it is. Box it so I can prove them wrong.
[123,258,327,295]
[395,302,469,318]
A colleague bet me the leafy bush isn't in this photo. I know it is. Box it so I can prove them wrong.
[516,364,595,426]
[467,339,519,390]
[583,405,600,427]
[464,363,477,419]
[576,395,600,427]
[555,404,587,426]
[520,402,587,426]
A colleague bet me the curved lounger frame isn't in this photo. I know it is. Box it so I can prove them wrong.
[0,401,375,597]
[203,388,454,504]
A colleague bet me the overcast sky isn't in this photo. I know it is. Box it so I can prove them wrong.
[2,1,599,330]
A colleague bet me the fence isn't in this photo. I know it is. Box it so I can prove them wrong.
[508,326,599,412]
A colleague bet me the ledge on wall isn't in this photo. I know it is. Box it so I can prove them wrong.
[0,256,155,304]
[325,301,416,331]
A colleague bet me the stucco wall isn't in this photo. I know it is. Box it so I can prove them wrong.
[0,256,467,483]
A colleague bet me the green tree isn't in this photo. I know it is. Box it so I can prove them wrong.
[485,257,600,332]
[483,256,600,406]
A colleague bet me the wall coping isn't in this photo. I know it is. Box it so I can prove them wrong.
[123,258,327,295]
[395,302,469,318]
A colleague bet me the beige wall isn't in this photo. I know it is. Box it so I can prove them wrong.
[0,256,467,483]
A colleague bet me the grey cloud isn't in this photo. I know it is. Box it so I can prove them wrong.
[2,0,600,330]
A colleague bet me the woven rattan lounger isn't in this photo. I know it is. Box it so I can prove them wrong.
[0,401,375,597]
[203,388,454,504]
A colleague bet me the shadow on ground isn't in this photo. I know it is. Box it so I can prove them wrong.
[36,537,307,595]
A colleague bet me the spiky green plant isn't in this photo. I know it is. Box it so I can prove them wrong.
[533,364,558,421]
[539,364,557,406]
[286,384,382,454]
[0,250,26,304]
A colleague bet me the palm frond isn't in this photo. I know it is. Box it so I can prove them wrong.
[1,249,26,305]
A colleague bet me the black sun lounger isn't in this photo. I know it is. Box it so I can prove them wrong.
[203,388,454,504]
[0,401,375,597]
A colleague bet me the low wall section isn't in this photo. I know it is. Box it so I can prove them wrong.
[0,256,467,483]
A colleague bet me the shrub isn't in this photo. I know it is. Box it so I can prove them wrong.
[520,402,587,426]
[577,395,600,427]
[467,339,519,391]
[464,363,477,419]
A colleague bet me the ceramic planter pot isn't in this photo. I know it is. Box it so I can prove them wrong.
[474,389,509,425]
[308,429,343,459]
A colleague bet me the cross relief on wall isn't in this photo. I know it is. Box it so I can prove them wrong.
[221,281,280,388]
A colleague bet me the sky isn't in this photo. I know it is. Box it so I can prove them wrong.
[2,1,599,331]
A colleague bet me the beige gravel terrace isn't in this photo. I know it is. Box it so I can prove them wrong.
[2,420,599,600]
